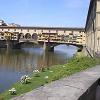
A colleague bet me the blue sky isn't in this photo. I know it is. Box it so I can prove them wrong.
[0,0,90,27]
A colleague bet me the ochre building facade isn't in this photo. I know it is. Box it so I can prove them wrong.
[85,0,100,56]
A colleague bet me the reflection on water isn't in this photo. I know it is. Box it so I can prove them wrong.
[0,45,77,93]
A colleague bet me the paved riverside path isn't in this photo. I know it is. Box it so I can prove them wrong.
[12,65,100,100]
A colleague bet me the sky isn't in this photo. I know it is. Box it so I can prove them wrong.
[0,0,90,27]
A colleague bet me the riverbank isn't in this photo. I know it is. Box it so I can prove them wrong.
[0,53,100,100]
[11,65,100,100]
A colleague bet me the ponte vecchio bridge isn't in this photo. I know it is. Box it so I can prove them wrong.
[0,26,86,51]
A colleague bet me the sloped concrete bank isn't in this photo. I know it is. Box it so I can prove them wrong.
[12,65,100,100]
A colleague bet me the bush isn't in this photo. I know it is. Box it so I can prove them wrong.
[20,75,31,84]
[9,88,16,95]
[41,68,46,72]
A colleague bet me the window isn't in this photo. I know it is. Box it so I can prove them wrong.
[80,35,82,37]
[25,33,31,39]
[69,33,73,35]
[27,29,29,32]
[64,30,66,33]
[14,29,16,31]
[56,30,58,33]
[41,30,43,32]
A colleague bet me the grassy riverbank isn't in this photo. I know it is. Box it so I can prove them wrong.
[0,53,100,100]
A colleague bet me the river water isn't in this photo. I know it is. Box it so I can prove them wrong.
[0,45,77,93]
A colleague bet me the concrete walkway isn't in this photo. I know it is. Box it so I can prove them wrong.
[12,65,100,100]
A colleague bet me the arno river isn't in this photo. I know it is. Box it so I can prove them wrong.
[0,45,77,93]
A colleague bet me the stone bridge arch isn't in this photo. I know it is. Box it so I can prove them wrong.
[42,41,83,52]
[25,33,31,39]
[14,33,38,49]
[18,33,24,39]
[32,33,38,40]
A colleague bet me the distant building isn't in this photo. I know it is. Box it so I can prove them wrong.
[0,20,7,26]
[0,20,4,25]
[8,23,21,27]
[0,20,20,27]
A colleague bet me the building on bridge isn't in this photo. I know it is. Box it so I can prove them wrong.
[0,20,7,26]
[0,25,86,50]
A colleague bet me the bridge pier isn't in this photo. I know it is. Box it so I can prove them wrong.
[76,45,83,52]
[6,40,14,49]
[77,47,83,52]
[6,40,20,49]
[43,42,54,51]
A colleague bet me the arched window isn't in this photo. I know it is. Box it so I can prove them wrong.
[25,33,31,39]
[61,35,65,41]
[0,32,4,36]
[18,33,24,39]
[0,32,4,39]
[32,33,38,40]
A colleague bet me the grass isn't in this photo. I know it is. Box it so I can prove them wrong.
[0,53,100,100]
